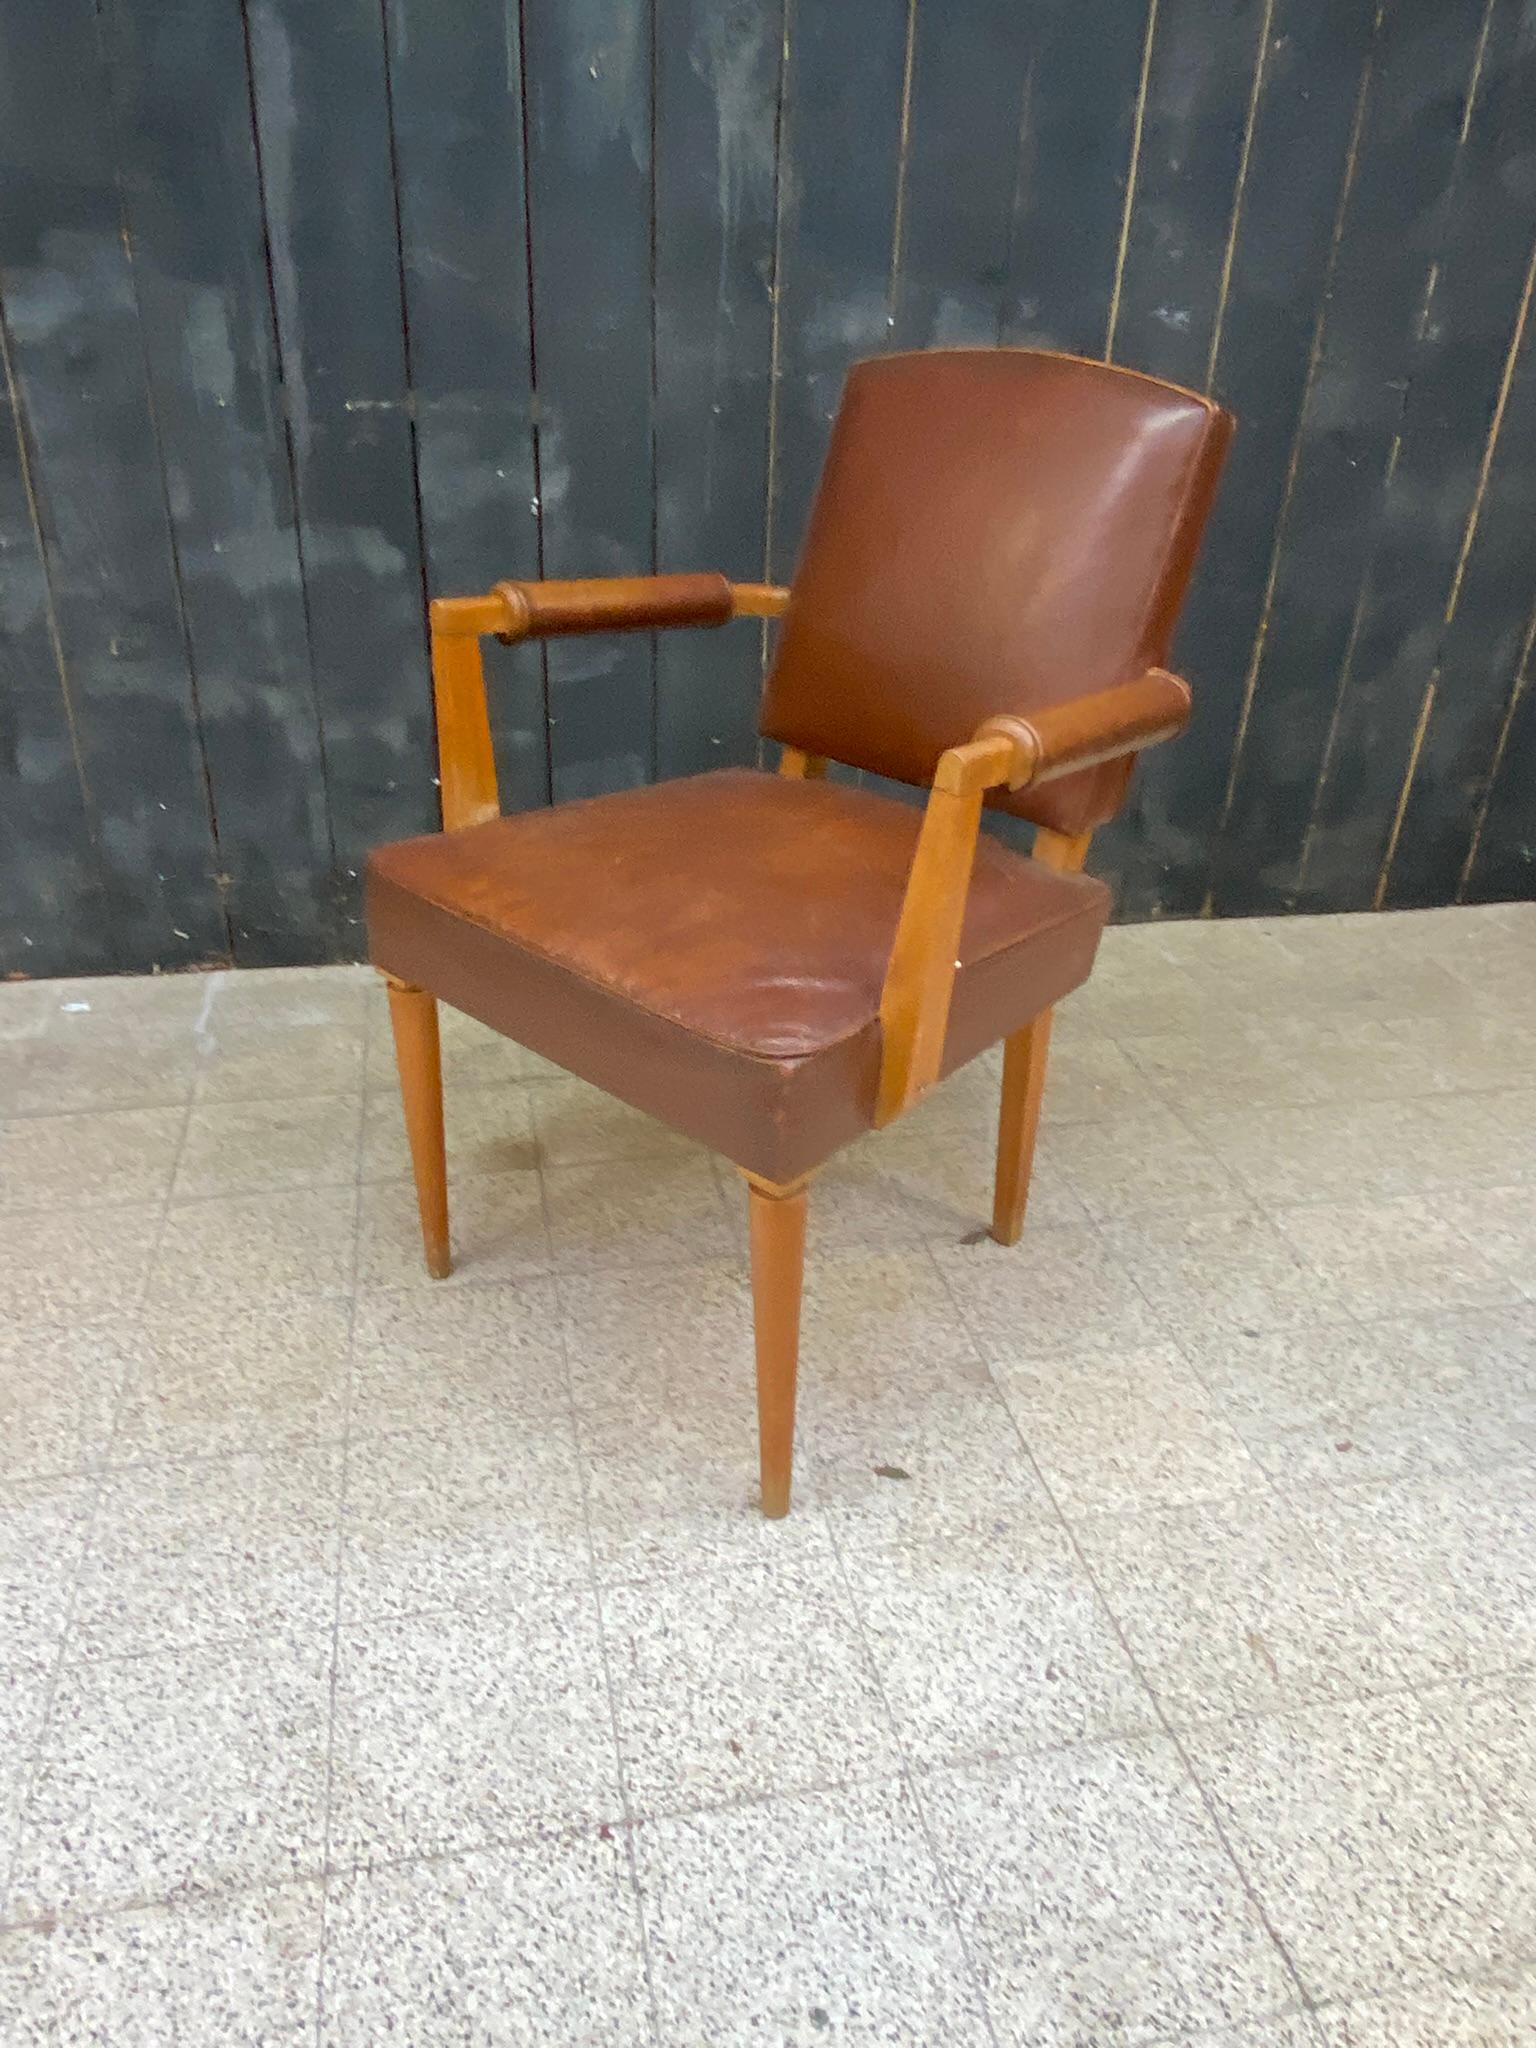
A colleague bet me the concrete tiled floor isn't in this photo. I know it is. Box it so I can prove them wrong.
[1,901,1534,2044]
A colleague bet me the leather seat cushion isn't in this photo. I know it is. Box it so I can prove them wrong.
[367,768,1109,1182]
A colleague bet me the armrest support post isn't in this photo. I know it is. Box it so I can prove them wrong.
[425,575,788,831]
[429,599,500,832]
[874,771,989,1127]
[875,671,1191,1126]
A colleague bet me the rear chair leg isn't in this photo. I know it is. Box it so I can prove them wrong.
[992,1013,1053,1247]
[741,1170,811,1518]
[383,975,451,1279]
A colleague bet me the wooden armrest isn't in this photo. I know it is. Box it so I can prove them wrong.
[974,669,1191,789]
[490,573,734,642]
[875,671,1188,1127]
[430,577,789,644]
[427,576,791,832]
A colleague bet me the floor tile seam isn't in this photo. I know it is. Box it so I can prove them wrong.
[1257,1438,1536,1503]
[2,1350,148,1493]
[311,1086,369,2042]
[339,1401,580,1446]
[2,1083,199,1123]
[0,1431,117,1921]
[2,1180,357,1222]
[1044,1327,1525,1711]
[1159,1305,1536,1500]
[2,1079,194,1226]
[919,1212,1183,1373]
[3,1759,975,1939]
[100,1089,198,1444]
[1300,1950,1536,2028]
[1256,1441,1536,1509]
[173,1541,1536,1704]
[0,1858,325,1939]
[1098,1656,1536,1753]
[1037,1492,1322,2019]
[1147,1285,1536,1512]
[38,1419,359,1493]
[544,1230,665,2048]
[6,1081,371,1129]
[866,1237,1106,2045]
[42,1424,357,1491]
[1258,1186,1533,1295]
[923,1222,1319,2023]
[17,1690,1536,1952]
[0,1169,373,1225]
[818,1502,1008,2048]
[327,1755,918,1870]
[358,1067,547,1100]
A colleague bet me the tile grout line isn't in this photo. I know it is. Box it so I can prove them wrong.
[819,1228,1048,2048]
[919,1233,1324,2031]
[0,1745,1077,1937]
[0,1079,200,1920]
[11,1650,1536,1945]
[311,1078,370,2047]
[933,1205,1536,1776]
[813,1389,1009,2044]
[5,951,1536,2008]
[544,1208,666,2048]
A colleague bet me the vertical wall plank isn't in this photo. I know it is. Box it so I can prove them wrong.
[653,0,783,779]
[767,0,912,581]
[246,0,433,948]
[522,0,656,801]
[0,351,115,974]
[105,0,337,965]
[889,0,1032,352]
[1386,235,1536,908]
[4,0,1535,975]
[1301,0,1536,910]
[386,0,546,816]
[1463,595,1536,902]
[1200,0,1486,917]
[1102,0,1382,918]
[1107,0,1268,392]
[1089,0,1266,893]
[0,0,228,969]
[997,0,1150,358]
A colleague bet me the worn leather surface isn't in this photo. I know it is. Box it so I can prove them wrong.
[368,770,1108,1181]
[759,348,1233,834]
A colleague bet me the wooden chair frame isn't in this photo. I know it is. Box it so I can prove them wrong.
[383,574,1191,1516]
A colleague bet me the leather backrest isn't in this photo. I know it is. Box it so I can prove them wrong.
[758,348,1233,835]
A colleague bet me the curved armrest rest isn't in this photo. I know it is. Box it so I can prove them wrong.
[975,668,1191,790]
[490,573,735,642]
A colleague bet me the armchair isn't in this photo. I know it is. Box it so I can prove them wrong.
[367,347,1233,1517]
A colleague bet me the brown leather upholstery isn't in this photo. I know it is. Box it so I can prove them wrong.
[494,572,733,643]
[759,349,1233,835]
[368,769,1109,1183]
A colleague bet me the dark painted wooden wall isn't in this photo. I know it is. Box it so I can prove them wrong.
[2,0,1534,976]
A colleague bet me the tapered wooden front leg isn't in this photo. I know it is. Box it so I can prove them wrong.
[992,1015,1053,1246]
[743,1172,810,1519]
[383,975,451,1279]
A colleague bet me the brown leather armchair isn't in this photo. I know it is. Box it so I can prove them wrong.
[367,348,1233,1517]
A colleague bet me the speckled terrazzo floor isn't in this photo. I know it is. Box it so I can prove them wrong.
[2,903,1535,2045]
